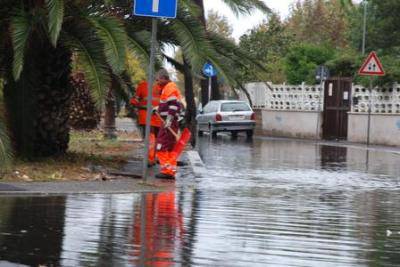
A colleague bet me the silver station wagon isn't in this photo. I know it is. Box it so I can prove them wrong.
[196,100,256,138]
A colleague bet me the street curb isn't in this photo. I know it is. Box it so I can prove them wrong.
[0,179,168,196]
[0,188,163,197]
[186,150,206,178]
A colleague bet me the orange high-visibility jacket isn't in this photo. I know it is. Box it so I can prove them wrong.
[158,82,183,119]
[130,81,162,127]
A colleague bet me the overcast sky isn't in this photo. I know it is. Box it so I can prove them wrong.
[204,0,362,41]
[203,0,294,41]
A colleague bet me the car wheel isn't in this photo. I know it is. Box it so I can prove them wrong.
[209,125,217,138]
[246,130,254,139]
[198,130,204,137]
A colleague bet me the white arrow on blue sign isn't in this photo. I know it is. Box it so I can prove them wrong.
[202,62,217,77]
[134,0,178,19]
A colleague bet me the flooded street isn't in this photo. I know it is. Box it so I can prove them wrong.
[1,137,400,266]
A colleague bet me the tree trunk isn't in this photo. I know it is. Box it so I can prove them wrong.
[200,76,220,107]
[103,81,117,139]
[183,57,197,147]
[211,76,220,100]
[4,39,72,158]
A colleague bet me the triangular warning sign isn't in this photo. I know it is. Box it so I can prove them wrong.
[358,51,385,76]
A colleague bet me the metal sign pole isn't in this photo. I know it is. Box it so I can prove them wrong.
[316,79,324,139]
[208,77,212,102]
[143,18,158,180]
[366,77,372,146]
[362,0,368,55]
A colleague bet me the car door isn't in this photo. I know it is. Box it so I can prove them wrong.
[197,102,212,130]
[207,102,219,126]
[204,101,218,130]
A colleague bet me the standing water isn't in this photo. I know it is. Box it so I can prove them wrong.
[1,137,400,266]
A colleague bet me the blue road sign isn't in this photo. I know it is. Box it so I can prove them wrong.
[134,0,178,19]
[203,63,217,77]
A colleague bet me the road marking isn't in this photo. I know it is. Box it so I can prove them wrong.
[152,0,160,12]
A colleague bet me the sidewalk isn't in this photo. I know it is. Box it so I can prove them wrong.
[0,153,198,195]
[0,118,198,195]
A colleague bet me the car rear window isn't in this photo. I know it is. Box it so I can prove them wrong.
[221,102,251,112]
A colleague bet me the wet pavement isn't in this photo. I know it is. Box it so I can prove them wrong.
[1,136,400,266]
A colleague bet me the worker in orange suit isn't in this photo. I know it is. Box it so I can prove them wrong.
[153,69,183,179]
[130,81,162,167]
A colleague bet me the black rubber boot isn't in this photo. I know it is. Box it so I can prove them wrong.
[155,173,175,179]
[177,161,187,167]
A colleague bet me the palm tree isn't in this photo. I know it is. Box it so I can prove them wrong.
[0,117,12,170]
[190,0,270,106]
[0,0,272,163]
[0,0,127,157]
[99,0,272,145]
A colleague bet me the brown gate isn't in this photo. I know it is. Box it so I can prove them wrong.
[323,78,352,140]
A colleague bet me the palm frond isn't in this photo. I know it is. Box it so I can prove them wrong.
[126,29,151,65]
[111,72,131,104]
[46,0,64,46]
[63,20,110,107]
[220,0,271,16]
[89,16,127,75]
[10,10,32,80]
[171,9,214,73]
[163,54,185,73]
[179,0,202,18]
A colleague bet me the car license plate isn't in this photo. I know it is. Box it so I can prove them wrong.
[229,115,245,121]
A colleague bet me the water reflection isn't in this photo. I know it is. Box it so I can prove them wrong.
[320,145,347,170]
[134,192,184,266]
[1,137,400,266]
[0,197,66,267]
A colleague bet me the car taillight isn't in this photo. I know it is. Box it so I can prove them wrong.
[251,113,256,121]
[215,114,222,121]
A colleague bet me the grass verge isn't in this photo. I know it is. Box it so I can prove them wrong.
[0,129,143,182]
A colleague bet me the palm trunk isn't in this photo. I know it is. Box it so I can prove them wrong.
[103,85,117,139]
[4,39,72,158]
[183,57,197,147]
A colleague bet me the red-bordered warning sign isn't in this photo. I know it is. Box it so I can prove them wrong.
[358,51,385,76]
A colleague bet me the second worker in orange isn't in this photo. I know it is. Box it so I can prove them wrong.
[130,80,162,167]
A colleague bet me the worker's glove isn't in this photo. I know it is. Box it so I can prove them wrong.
[178,115,186,130]
[165,115,173,128]
[152,106,159,114]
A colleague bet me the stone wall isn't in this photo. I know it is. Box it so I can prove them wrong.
[243,82,400,146]
[242,82,324,139]
[261,110,322,139]
[348,84,400,146]
[243,82,324,111]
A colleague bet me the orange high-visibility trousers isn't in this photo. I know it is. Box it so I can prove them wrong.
[149,132,156,164]
[148,127,159,164]
[156,151,177,176]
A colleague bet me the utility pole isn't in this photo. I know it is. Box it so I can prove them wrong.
[134,0,178,180]
[142,18,157,181]
[362,0,368,55]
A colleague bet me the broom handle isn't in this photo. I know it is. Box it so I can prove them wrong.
[155,112,179,141]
